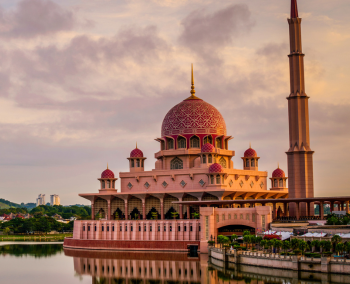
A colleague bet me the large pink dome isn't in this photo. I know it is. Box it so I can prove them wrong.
[161,98,226,138]
[272,168,285,178]
[101,168,115,179]
[130,148,144,158]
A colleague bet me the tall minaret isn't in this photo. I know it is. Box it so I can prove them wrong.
[286,0,314,216]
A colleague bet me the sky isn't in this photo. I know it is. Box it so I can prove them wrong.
[0,0,349,205]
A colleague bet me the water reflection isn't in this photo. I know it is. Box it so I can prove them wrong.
[65,249,350,284]
[0,243,63,258]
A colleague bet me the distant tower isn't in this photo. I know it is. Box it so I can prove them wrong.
[50,194,60,206]
[128,144,146,172]
[242,144,259,171]
[286,0,314,216]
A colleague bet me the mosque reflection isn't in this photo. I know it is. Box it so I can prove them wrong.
[64,249,350,284]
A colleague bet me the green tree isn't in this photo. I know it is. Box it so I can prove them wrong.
[299,240,309,255]
[320,240,332,256]
[3,227,10,235]
[331,235,342,247]
[335,243,344,256]
[282,240,291,254]
[275,240,283,253]
[243,230,251,236]
[243,235,251,249]
[256,236,263,250]
[291,238,300,250]
[171,212,178,219]
[311,240,320,252]
[231,234,238,243]
[151,212,158,220]
[260,240,267,253]
[191,212,200,219]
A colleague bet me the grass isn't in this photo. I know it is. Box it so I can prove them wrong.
[0,233,72,242]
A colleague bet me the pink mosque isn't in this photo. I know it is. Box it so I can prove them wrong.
[64,0,350,253]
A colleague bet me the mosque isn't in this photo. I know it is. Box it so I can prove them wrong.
[64,0,350,252]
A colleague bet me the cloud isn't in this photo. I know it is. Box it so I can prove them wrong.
[0,0,76,38]
[179,4,255,64]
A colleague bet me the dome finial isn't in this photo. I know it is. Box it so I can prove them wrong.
[190,63,195,97]
[107,163,109,169]
[136,142,138,149]
[278,162,280,169]
[249,142,251,148]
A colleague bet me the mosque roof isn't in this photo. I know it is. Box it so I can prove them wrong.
[209,163,224,173]
[101,167,115,179]
[244,147,257,158]
[130,147,144,158]
[161,65,226,138]
[272,167,286,178]
[201,143,215,153]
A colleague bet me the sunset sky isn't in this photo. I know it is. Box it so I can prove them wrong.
[0,0,349,205]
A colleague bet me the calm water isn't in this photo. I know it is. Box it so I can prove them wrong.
[0,242,349,284]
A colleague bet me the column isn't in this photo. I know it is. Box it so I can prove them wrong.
[124,202,128,220]
[187,205,191,219]
[330,202,334,213]
[142,202,146,220]
[296,202,300,220]
[306,202,310,218]
[346,201,350,214]
[161,201,164,220]
[341,203,344,211]
[320,202,324,220]
[107,200,111,220]
[179,204,183,219]
[91,203,95,220]
[273,203,276,220]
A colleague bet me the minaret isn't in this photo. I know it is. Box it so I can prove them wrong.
[286,0,314,216]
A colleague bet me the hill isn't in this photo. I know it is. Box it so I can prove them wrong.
[0,199,22,209]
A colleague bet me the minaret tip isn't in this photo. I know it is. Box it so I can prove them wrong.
[291,0,299,18]
[136,142,138,149]
[278,162,280,169]
[249,142,251,149]
[190,63,195,97]
[107,163,109,169]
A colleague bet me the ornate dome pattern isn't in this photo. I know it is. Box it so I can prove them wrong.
[209,163,224,173]
[130,148,144,158]
[161,99,226,137]
[201,143,215,153]
[272,168,285,178]
[101,169,115,179]
[244,148,257,157]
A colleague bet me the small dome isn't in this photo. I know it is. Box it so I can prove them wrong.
[201,143,215,153]
[101,168,114,179]
[272,167,285,178]
[130,148,144,158]
[209,163,224,173]
[244,147,257,157]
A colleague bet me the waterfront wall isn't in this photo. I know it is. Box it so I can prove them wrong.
[209,248,350,274]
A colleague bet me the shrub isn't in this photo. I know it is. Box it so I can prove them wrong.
[293,249,301,255]
[207,241,215,244]
[305,252,321,258]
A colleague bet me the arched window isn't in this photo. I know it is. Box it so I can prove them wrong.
[274,179,278,187]
[202,155,206,163]
[219,157,226,168]
[208,154,212,163]
[215,138,221,148]
[167,138,174,149]
[136,159,140,167]
[131,160,134,167]
[246,159,250,167]
[106,180,110,188]
[203,136,213,145]
[222,176,225,184]
[190,136,200,148]
[161,141,165,150]
[279,179,283,187]
[177,137,186,149]
[210,175,214,184]
[101,181,105,189]
[216,175,220,184]
[251,159,255,167]
[256,160,258,167]
[170,157,183,169]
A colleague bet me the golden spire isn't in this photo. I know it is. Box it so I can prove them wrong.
[190,63,195,97]
[278,162,280,169]
[136,142,138,149]
[107,163,109,169]
[249,142,251,148]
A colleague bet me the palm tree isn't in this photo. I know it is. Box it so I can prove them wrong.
[311,240,320,252]
[171,212,179,219]
[282,240,291,255]
[191,212,200,219]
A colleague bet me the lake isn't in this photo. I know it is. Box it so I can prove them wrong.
[0,242,349,284]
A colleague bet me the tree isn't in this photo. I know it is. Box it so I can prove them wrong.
[191,212,200,219]
[320,240,332,256]
[151,212,158,220]
[256,236,263,250]
[3,227,10,235]
[291,238,300,250]
[335,243,344,256]
[267,240,273,252]
[311,240,320,252]
[331,235,342,247]
[345,242,350,255]
[299,240,309,255]
[243,235,251,249]
[231,234,238,243]
[243,230,251,236]
[282,240,291,254]
[114,211,119,220]
[275,240,283,253]
[260,240,267,253]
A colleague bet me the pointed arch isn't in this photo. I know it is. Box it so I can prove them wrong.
[219,157,226,168]
[203,135,213,145]
[190,135,200,148]
[170,157,183,169]
[177,136,186,149]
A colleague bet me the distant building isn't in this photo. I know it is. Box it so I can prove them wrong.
[36,194,45,206]
[50,194,60,206]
